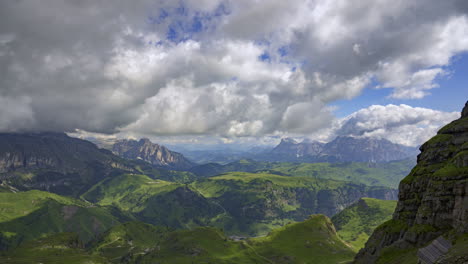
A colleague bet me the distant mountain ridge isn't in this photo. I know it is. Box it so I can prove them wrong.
[272,138,324,158]
[112,138,194,170]
[318,136,418,162]
[267,136,418,163]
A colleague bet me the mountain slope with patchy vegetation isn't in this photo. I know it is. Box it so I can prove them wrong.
[0,215,355,264]
[354,102,468,264]
[332,198,397,250]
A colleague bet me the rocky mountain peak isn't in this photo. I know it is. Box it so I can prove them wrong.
[139,138,153,145]
[112,138,194,170]
[280,137,298,144]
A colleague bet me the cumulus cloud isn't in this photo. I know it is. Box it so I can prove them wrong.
[0,0,467,138]
[333,104,459,146]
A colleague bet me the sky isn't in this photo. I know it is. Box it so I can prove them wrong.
[1,0,467,148]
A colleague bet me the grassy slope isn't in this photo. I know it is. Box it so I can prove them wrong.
[82,174,224,229]
[0,190,79,222]
[83,215,355,264]
[2,215,354,263]
[249,215,356,264]
[0,233,109,264]
[0,187,375,264]
[269,160,414,188]
[91,221,170,262]
[191,159,414,188]
[82,173,180,211]
[190,171,394,236]
[0,190,128,249]
[193,171,351,198]
[331,198,397,250]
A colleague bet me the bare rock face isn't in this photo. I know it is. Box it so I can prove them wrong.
[462,101,468,118]
[112,138,194,170]
[0,132,133,196]
[354,101,468,263]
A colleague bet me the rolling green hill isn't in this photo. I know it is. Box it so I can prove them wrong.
[82,174,224,229]
[268,160,414,188]
[0,190,130,250]
[248,214,356,264]
[1,215,354,264]
[191,171,396,235]
[81,171,396,237]
[0,233,108,264]
[331,198,397,250]
[191,159,414,188]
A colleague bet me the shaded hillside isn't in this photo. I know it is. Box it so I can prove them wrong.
[0,132,136,196]
[191,171,397,235]
[332,198,397,249]
[112,138,194,170]
[248,215,355,264]
[0,233,108,264]
[81,170,397,236]
[0,190,130,250]
[354,102,468,264]
[82,174,224,229]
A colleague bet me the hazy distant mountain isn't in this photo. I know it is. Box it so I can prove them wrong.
[112,138,195,170]
[317,136,418,163]
[265,136,417,163]
[271,138,325,158]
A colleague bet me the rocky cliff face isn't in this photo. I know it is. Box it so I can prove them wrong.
[354,102,468,263]
[112,139,194,170]
[0,132,134,196]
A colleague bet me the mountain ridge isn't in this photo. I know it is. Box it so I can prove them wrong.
[266,136,418,163]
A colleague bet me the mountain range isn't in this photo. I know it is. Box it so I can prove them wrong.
[264,136,418,163]
[88,133,418,167]
[0,102,466,263]
[0,132,401,240]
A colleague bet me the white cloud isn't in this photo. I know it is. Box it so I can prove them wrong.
[0,0,467,138]
[333,104,459,146]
